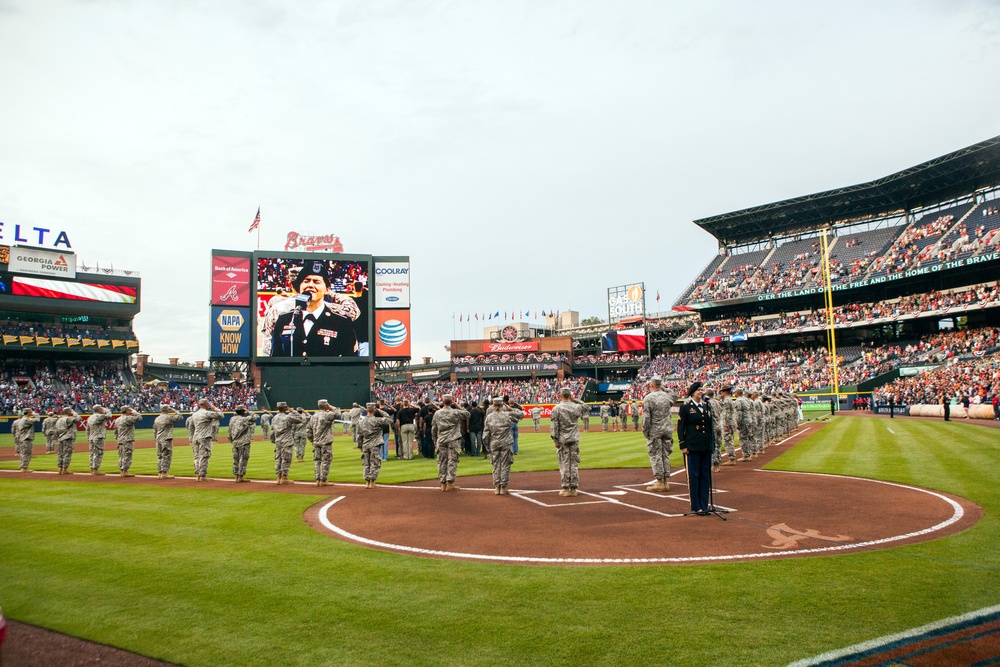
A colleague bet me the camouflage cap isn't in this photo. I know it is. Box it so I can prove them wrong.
[441,394,453,402]
[276,401,288,409]
[317,399,330,408]
[92,405,105,413]
[559,387,572,398]
[366,402,377,410]
[491,397,504,406]
[119,405,131,413]
[63,407,74,414]
[649,376,663,386]
[160,405,172,412]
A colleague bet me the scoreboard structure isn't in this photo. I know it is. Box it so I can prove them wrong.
[209,249,410,407]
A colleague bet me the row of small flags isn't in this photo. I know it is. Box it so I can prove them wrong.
[2,335,138,349]
[454,311,559,322]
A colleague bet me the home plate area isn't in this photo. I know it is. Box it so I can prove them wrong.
[305,467,980,566]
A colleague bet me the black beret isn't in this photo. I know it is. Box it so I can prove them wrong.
[688,381,703,397]
[292,261,331,292]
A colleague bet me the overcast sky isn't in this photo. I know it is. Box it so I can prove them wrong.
[2,1,999,364]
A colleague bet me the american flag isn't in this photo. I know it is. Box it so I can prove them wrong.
[248,206,261,233]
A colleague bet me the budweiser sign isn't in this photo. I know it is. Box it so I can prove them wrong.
[483,341,539,353]
[285,232,344,252]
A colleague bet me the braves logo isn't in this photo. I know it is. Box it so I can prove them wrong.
[763,523,852,550]
[220,285,240,302]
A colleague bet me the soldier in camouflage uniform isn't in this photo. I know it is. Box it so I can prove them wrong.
[259,411,271,441]
[549,387,590,496]
[190,399,224,481]
[228,405,256,482]
[293,408,308,461]
[581,406,590,432]
[55,407,82,474]
[530,406,542,432]
[356,403,393,488]
[42,411,58,453]
[185,413,196,466]
[114,406,143,477]
[751,392,765,456]
[431,395,469,491]
[86,406,113,475]
[734,389,754,461]
[270,401,306,484]
[641,377,680,492]
[706,389,724,472]
[309,399,342,486]
[153,405,183,479]
[717,386,738,465]
[631,402,641,432]
[12,408,40,472]
[348,403,363,445]
[619,403,629,431]
[599,402,610,431]
[483,397,523,495]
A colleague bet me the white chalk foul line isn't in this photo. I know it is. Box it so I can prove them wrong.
[316,468,966,565]
[788,603,1000,667]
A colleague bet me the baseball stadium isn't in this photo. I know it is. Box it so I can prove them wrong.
[2,131,1000,666]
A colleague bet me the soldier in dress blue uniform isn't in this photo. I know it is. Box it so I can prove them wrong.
[270,261,359,357]
[678,381,715,515]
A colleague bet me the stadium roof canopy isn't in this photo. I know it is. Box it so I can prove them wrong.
[695,135,1000,246]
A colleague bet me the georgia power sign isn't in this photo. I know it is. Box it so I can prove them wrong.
[9,246,77,279]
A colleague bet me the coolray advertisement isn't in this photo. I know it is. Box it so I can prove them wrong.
[374,309,411,359]
[373,260,410,308]
[211,253,251,306]
[254,254,370,359]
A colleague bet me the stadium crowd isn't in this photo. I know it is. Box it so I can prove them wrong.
[1,321,138,341]
[682,204,1000,305]
[373,377,590,406]
[682,282,999,340]
[1,360,258,415]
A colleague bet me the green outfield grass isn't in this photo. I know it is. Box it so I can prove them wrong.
[1,416,998,666]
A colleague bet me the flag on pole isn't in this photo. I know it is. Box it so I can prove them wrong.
[460,313,463,322]
[248,206,261,233]
[656,291,661,302]
[494,311,499,318]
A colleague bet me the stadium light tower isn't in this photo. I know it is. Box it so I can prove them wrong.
[819,228,840,399]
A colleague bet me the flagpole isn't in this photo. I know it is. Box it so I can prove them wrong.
[257,204,261,250]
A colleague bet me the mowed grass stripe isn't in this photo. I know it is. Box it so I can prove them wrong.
[1,416,998,666]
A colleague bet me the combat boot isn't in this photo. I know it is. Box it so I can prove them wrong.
[646,479,666,492]
[494,486,501,495]
[276,475,282,485]
[92,469,105,476]
[568,487,578,497]
[500,486,510,496]
[722,459,736,466]
[559,487,571,497]
[315,480,322,487]
[162,474,174,480]
[712,465,721,473]
[440,482,447,491]
[445,481,459,492]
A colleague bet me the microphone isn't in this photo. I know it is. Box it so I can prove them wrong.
[293,294,309,311]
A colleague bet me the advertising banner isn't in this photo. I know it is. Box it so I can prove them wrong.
[211,254,251,306]
[607,283,645,323]
[211,306,251,358]
[453,362,561,375]
[12,276,137,304]
[9,246,76,279]
[482,340,538,353]
[373,261,410,308]
[375,309,411,359]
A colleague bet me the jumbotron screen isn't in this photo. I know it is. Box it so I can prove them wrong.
[254,255,370,359]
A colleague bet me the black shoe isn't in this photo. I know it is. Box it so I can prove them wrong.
[697,510,710,516]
